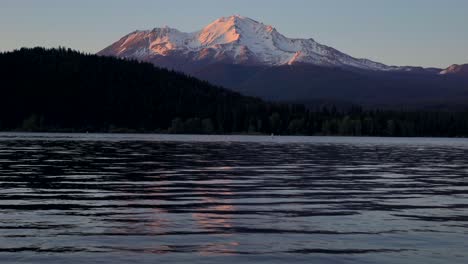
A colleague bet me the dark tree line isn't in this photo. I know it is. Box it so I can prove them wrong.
[1,47,468,137]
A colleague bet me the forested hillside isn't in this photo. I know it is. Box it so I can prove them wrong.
[1,47,468,137]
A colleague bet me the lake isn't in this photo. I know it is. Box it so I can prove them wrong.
[0,133,467,263]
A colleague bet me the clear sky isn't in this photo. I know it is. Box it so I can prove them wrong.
[1,0,467,68]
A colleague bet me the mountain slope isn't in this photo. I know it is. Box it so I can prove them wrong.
[0,47,285,132]
[184,62,467,106]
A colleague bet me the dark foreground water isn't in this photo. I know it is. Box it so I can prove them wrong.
[0,133,467,264]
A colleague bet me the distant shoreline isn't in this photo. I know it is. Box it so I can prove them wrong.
[0,131,466,140]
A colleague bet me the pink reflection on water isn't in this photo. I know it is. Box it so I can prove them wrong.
[192,178,239,256]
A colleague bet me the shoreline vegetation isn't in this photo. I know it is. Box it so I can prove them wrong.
[1,130,468,139]
[2,47,468,138]
[4,114,468,138]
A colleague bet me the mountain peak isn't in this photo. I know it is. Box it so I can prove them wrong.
[205,15,261,30]
[198,15,268,43]
[216,15,258,23]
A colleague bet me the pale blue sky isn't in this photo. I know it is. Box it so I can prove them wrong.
[1,0,467,67]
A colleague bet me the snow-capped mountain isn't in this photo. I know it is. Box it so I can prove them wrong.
[440,64,468,75]
[98,15,405,71]
[97,15,468,108]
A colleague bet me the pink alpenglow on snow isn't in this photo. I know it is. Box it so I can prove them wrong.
[99,15,410,71]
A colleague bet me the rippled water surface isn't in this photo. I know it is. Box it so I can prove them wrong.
[0,133,467,263]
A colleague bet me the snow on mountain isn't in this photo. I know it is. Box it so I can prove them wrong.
[98,15,406,71]
[440,64,468,75]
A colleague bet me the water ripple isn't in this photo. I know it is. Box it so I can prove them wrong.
[0,134,467,263]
